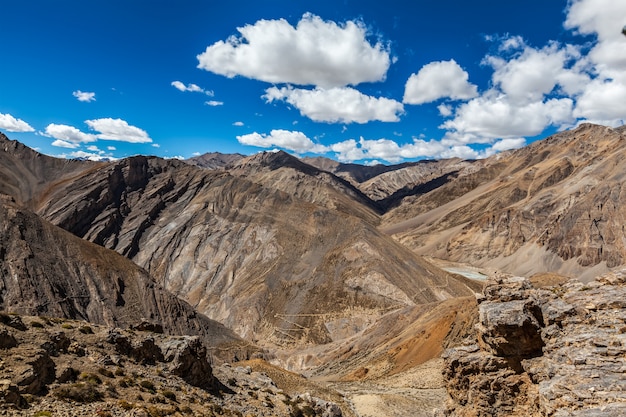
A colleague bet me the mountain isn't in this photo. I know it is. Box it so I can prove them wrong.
[185,151,245,170]
[383,124,626,281]
[0,194,249,358]
[227,150,382,222]
[304,156,475,204]
[0,136,477,356]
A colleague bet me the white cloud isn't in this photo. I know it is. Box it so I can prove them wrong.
[107,146,116,151]
[73,90,96,102]
[51,139,80,149]
[197,13,391,88]
[0,113,35,132]
[441,95,574,140]
[45,123,97,144]
[237,129,328,153]
[86,145,100,152]
[171,81,214,96]
[68,150,114,161]
[438,104,453,117]
[152,143,160,148]
[329,136,484,162]
[491,137,527,152]
[233,121,244,126]
[573,78,626,124]
[565,0,626,75]
[564,0,626,125]
[264,86,404,123]
[485,43,575,104]
[330,139,366,161]
[205,100,224,106]
[85,118,152,143]
[403,60,478,105]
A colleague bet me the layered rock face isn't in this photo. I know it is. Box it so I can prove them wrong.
[385,124,626,279]
[441,271,626,416]
[0,194,249,359]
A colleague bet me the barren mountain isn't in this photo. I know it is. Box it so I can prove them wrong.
[0,135,477,357]
[228,150,382,222]
[0,194,249,358]
[304,156,475,203]
[383,124,626,280]
[185,151,245,170]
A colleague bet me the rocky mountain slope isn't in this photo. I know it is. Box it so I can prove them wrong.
[185,151,245,170]
[383,124,626,280]
[0,194,251,360]
[440,270,626,416]
[3,123,626,416]
[0,314,346,416]
[0,133,477,358]
[303,156,475,204]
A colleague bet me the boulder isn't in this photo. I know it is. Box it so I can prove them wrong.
[11,348,55,394]
[159,336,214,389]
[0,328,18,349]
[476,298,545,358]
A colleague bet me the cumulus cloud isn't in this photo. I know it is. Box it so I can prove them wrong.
[403,60,478,105]
[0,113,35,132]
[564,0,626,125]
[233,121,244,126]
[237,129,328,153]
[565,0,626,75]
[46,123,97,145]
[442,95,574,140]
[65,150,115,161]
[204,100,224,106]
[197,13,391,88]
[438,104,453,117]
[85,118,152,143]
[491,137,527,152]
[484,43,576,105]
[171,81,214,96]
[73,90,96,102]
[264,86,404,123]
[329,136,485,163]
[51,140,80,149]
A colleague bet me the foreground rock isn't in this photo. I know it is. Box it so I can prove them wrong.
[440,270,626,416]
[0,314,345,416]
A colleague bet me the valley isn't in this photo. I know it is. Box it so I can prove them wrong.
[1,123,626,416]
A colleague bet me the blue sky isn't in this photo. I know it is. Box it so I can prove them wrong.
[1,0,625,163]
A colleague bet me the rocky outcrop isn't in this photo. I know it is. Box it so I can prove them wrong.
[159,336,214,389]
[0,315,345,416]
[441,270,626,416]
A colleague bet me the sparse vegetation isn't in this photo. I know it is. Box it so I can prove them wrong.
[53,382,103,403]
[119,399,135,410]
[140,379,156,392]
[98,367,115,378]
[161,390,177,401]
[78,325,93,334]
[30,320,45,328]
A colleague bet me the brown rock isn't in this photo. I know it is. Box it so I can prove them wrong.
[0,328,18,349]
[160,336,214,389]
[11,348,55,394]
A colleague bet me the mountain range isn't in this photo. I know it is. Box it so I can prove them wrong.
[1,122,625,415]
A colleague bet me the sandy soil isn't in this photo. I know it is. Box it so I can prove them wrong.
[328,359,448,417]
